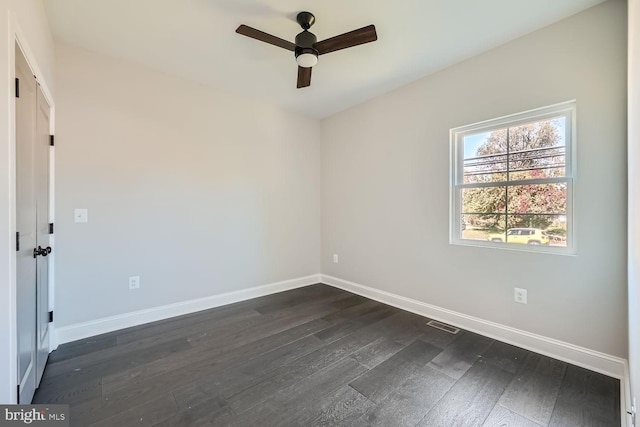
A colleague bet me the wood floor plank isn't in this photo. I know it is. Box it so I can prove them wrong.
[417,360,514,426]
[84,393,177,427]
[354,365,455,426]
[100,310,332,394]
[45,310,264,377]
[47,335,118,364]
[112,290,283,344]
[225,339,372,413]
[151,396,234,427]
[33,377,102,406]
[547,403,620,427]
[480,340,529,374]
[224,312,398,413]
[73,310,333,424]
[370,310,442,346]
[548,364,620,426]
[498,352,568,425]
[349,339,442,403]
[329,294,370,310]
[314,305,397,344]
[482,405,545,427]
[250,284,348,315]
[171,334,328,409]
[313,319,369,343]
[239,334,325,377]
[349,337,405,369]
[85,317,332,421]
[180,297,337,349]
[321,299,385,323]
[230,358,368,426]
[288,385,374,427]
[169,369,252,412]
[427,331,493,380]
[114,306,261,346]
[40,337,192,389]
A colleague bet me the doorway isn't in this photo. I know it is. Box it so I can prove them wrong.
[15,42,52,404]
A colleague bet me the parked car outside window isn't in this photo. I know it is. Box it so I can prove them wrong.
[488,228,550,245]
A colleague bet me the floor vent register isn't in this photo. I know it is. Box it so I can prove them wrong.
[426,320,460,334]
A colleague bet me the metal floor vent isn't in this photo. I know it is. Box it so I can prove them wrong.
[426,320,460,334]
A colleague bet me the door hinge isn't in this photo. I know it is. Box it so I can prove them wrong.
[49,311,53,323]
[15,78,19,98]
[16,384,20,404]
[49,223,54,234]
[50,135,55,146]
[16,232,20,251]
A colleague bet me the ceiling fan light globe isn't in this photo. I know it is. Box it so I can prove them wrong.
[296,52,318,68]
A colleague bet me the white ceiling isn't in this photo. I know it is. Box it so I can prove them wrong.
[43,0,608,119]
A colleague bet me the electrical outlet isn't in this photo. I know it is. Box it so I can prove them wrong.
[129,276,140,290]
[333,254,339,263]
[514,288,527,304]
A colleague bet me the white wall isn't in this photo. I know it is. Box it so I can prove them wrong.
[321,1,627,358]
[54,44,321,327]
[0,0,54,404]
[629,0,640,418]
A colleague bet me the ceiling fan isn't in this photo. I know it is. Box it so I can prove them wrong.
[236,12,377,89]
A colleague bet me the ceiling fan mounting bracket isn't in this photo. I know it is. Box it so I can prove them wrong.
[296,12,315,30]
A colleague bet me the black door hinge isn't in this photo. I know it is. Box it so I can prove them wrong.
[49,223,54,234]
[49,135,55,146]
[15,78,19,98]
[48,311,53,323]
[16,384,20,404]
[16,232,20,251]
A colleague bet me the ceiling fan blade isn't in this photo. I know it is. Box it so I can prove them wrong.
[236,24,296,52]
[314,24,377,55]
[297,66,312,88]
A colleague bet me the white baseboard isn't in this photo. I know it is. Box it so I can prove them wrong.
[54,274,321,346]
[321,274,627,381]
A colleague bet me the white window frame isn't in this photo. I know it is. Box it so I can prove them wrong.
[449,101,576,255]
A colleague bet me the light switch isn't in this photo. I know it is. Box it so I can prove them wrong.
[74,208,88,223]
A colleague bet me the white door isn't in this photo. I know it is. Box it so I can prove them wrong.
[35,83,51,387]
[16,43,38,404]
[15,43,51,404]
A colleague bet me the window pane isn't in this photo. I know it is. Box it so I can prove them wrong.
[460,214,505,241]
[507,183,567,218]
[463,131,507,183]
[506,183,567,247]
[461,186,506,216]
[505,215,567,247]
[467,183,568,246]
[508,118,566,181]
[461,187,506,241]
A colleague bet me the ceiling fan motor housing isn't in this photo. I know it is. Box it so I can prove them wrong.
[295,30,319,66]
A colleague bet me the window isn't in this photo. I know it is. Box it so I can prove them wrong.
[450,102,575,253]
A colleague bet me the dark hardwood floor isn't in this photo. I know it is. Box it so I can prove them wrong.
[33,284,621,426]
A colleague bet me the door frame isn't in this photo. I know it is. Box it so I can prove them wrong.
[8,16,56,404]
